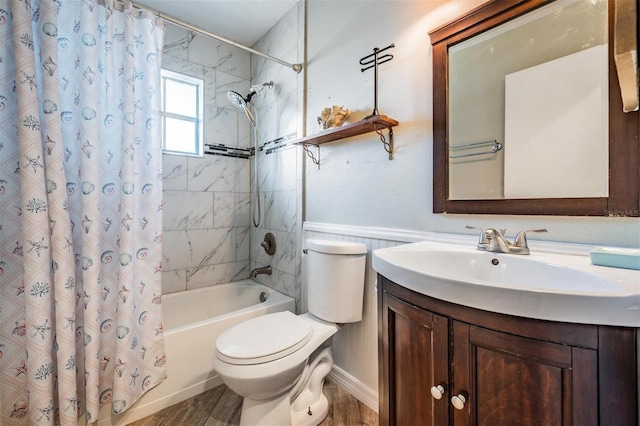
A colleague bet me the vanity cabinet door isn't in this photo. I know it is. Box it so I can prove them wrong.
[380,292,449,426]
[451,321,598,426]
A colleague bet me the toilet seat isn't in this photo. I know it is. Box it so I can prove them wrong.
[216,311,313,365]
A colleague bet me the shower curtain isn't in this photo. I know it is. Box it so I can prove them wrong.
[0,0,166,424]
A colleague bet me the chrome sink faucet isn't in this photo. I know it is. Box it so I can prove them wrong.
[466,226,547,255]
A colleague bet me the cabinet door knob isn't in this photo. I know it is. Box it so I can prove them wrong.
[430,385,445,400]
[451,394,466,410]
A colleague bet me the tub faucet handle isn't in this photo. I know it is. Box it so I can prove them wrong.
[261,232,276,255]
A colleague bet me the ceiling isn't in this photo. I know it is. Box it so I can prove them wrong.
[134,0,299,46]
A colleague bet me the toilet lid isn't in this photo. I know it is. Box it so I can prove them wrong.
[216,311,313,365]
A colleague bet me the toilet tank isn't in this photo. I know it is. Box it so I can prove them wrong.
[305,239,367,323]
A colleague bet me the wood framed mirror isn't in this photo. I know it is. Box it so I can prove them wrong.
[429,0,639,216]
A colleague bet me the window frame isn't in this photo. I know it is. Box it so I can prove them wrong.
[160,68,205,157]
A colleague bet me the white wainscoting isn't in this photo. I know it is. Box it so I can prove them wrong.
[302,221,600,413]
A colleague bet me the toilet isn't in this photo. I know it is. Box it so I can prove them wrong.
[213,239,367,426]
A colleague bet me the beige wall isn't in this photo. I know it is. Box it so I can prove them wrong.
[305,0,637,246]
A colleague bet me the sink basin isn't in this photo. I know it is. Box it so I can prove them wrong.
[373,241,640,326]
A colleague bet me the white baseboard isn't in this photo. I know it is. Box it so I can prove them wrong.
[328,366,378,414]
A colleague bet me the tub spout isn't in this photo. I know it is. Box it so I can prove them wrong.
[250,266,272,278]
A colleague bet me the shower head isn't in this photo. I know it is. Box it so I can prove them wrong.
[227,82,273,128]
[227,91,256,127]
[227,91,247,108]
[227,81,273,108]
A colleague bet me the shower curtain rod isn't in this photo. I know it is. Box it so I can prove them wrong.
[131,2,303,73]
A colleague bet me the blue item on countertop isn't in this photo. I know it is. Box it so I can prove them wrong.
[589,246,640,271]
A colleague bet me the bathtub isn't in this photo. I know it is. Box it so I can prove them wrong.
[97,280,295,425]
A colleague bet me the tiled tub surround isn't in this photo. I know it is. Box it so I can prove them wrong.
[162,136,301,295]
[162,154,251,293]
[160,22,255,294]
[249,142,301,309]
[162,24,252,148]
[161,2,304,307]
[247,2,305,311]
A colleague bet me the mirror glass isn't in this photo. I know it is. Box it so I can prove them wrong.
[447,0,608,200]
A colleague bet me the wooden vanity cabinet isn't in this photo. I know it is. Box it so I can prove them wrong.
[378,275,638,426]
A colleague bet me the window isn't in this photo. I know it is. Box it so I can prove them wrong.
[160,69,204,157]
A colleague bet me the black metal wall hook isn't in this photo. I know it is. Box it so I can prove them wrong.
[360,43,395,117]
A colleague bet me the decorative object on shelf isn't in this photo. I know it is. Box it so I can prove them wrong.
[360,43,395,117]
[317,105,351,129]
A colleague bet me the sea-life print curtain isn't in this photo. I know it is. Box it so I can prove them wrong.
[0,0,166,424]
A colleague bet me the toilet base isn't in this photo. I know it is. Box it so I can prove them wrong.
[237,346,334,426]
[240,393,291,426]
[290,346,333,426]
[291,393,329,426]
[238,387,330,426]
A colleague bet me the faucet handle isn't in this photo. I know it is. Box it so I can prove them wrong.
[513,229,548,248]
[466,226,490,250]
[260,232,276,255]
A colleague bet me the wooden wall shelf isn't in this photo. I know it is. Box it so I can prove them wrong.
[296,115,399,168]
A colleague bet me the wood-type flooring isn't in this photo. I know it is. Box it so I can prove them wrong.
[128,379,377,426]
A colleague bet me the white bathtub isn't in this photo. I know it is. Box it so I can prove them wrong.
[97,280,295,425]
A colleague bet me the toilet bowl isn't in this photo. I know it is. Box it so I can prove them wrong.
[213,312,339,425]
[213,239,367,426]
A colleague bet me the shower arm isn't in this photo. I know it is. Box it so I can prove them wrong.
[243,90,258,104]
[131,2,303,74]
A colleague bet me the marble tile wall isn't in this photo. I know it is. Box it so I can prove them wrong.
[248,3,305,312]
[160,23,254,293]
